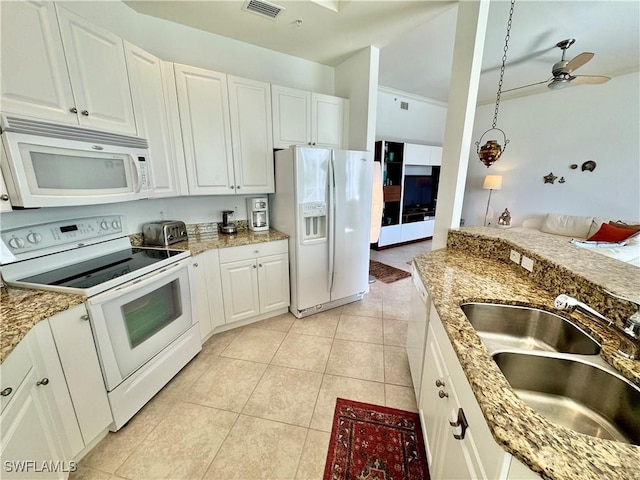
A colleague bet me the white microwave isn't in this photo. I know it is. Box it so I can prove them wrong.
[0,115,153,208]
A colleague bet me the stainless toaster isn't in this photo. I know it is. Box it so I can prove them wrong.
[142,220,188,246]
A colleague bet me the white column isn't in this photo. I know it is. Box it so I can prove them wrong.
[432,0,491,249]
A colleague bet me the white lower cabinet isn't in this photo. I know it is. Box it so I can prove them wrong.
[190,250,225,341]
[1,321,83,478]
[418,302,538,479]
[218,240,290,324]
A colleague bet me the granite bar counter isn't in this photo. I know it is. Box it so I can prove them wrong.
[413,227,640,480]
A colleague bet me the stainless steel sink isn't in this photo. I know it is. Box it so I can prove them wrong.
[493,352,640,445]
[461,303,601,355]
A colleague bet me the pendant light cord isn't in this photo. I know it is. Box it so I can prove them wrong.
[492,0,516,129]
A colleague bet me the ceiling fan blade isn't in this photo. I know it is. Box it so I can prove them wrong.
[481,46,556,74]
[565,52,594,73]
[571,75,611,85]
[502,79,550,93]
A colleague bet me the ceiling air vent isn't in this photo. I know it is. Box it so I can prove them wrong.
[243,0,285,20]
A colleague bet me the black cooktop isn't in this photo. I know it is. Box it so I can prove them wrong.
[20,248,183,290]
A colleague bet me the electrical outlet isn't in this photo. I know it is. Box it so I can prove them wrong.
[509,249,521,264]
[521,256,534,272]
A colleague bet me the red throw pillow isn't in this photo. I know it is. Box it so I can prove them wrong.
[587,222,638,242]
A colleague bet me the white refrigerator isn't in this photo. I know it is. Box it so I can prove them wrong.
[270,146,373,318]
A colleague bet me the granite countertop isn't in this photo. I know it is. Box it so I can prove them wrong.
[0,288,84,363]
[1,228,289,364]
[168,228,289,256]
[413,240,640,479]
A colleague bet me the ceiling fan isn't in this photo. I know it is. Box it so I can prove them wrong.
[503,38,611,93]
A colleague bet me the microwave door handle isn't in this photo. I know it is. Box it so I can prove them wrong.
[130,155,142,193]
[88,261,185,305]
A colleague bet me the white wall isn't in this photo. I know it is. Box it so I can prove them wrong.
[335,46,380,152]
[0,196,257,235]
[56,1,334,94]
[461,72,640,226]
[375,88,447,145]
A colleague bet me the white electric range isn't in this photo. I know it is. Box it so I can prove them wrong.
[1,216,201,430]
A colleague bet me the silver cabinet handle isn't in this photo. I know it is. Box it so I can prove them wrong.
[236,186,241,189]
[438,390,448,398]
[435,379,445,387]
[81,314,89,321]
[1,387,13,396]
[69,107,78,113]
[253,264,257,269]
[194,263,199,267]
[36,378,49,386]
[449,408,469,440]
[258,263,262,267]
[1,194,9,201]
[230,186,235,189]
[81,110,89,116]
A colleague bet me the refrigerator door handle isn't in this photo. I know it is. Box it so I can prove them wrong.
[328,154,336,293]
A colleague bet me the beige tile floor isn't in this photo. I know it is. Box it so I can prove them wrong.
[71,241,431,480]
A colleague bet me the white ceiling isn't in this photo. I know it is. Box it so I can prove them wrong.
[126,0,640,104]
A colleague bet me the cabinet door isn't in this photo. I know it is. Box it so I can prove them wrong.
[428,146,443,166]
[56,6,136,134]
[220,259,260,323]
[257,253,290,313]
[48,305,113,445]
[312,93,348,148]
[271,85,311,148]
[174,64,235,195]
[419,324,451,468]
[125,42,181,198]
[404,144,431,166]
[0,367,68,479]
[0,0,77,124]
[227,76,274,194]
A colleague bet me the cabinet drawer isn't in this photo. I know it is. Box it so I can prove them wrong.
[0,337,33,414]
[219,240,288,263]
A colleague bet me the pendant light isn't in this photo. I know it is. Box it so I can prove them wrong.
[476,0,516,168]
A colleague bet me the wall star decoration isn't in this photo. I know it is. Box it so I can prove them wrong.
[543,172,558,184]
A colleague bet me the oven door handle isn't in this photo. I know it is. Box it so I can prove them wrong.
[88,260,186,306]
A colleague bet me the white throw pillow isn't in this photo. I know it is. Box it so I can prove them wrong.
[540,214,594,238]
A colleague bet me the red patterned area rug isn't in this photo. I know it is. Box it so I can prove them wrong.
[369,260,411,284]
[323,398,429,480]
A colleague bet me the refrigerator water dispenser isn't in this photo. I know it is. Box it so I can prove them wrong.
[301,202,327,242]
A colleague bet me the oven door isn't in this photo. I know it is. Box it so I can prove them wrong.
[86,258,193,391]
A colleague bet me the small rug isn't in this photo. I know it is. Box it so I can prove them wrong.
[369,260,411,283]
[323,398,429,480]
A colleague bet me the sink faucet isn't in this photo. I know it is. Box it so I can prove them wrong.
[554,293,640,360]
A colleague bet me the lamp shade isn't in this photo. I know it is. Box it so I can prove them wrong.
[483,175,503,190]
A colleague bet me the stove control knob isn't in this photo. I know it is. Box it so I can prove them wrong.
[112,220,122,230]
[100,221,109,230]
[26,233,42,244]
[8,237,25,249]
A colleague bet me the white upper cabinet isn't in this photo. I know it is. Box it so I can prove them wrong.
[174,63,235,195]
[0,1,76,124]
[227,76,274,194]
[272,85,348,149]
[271,85,311,149]
[55,6,136,134]
[404,143,443,166]
[0,2,136,135]
[312,92,348,149]
[125,43,185,197]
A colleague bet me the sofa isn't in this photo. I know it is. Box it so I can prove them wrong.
[519,213,640,267]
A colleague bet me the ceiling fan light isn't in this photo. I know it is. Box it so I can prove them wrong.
[548,79,571,90]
